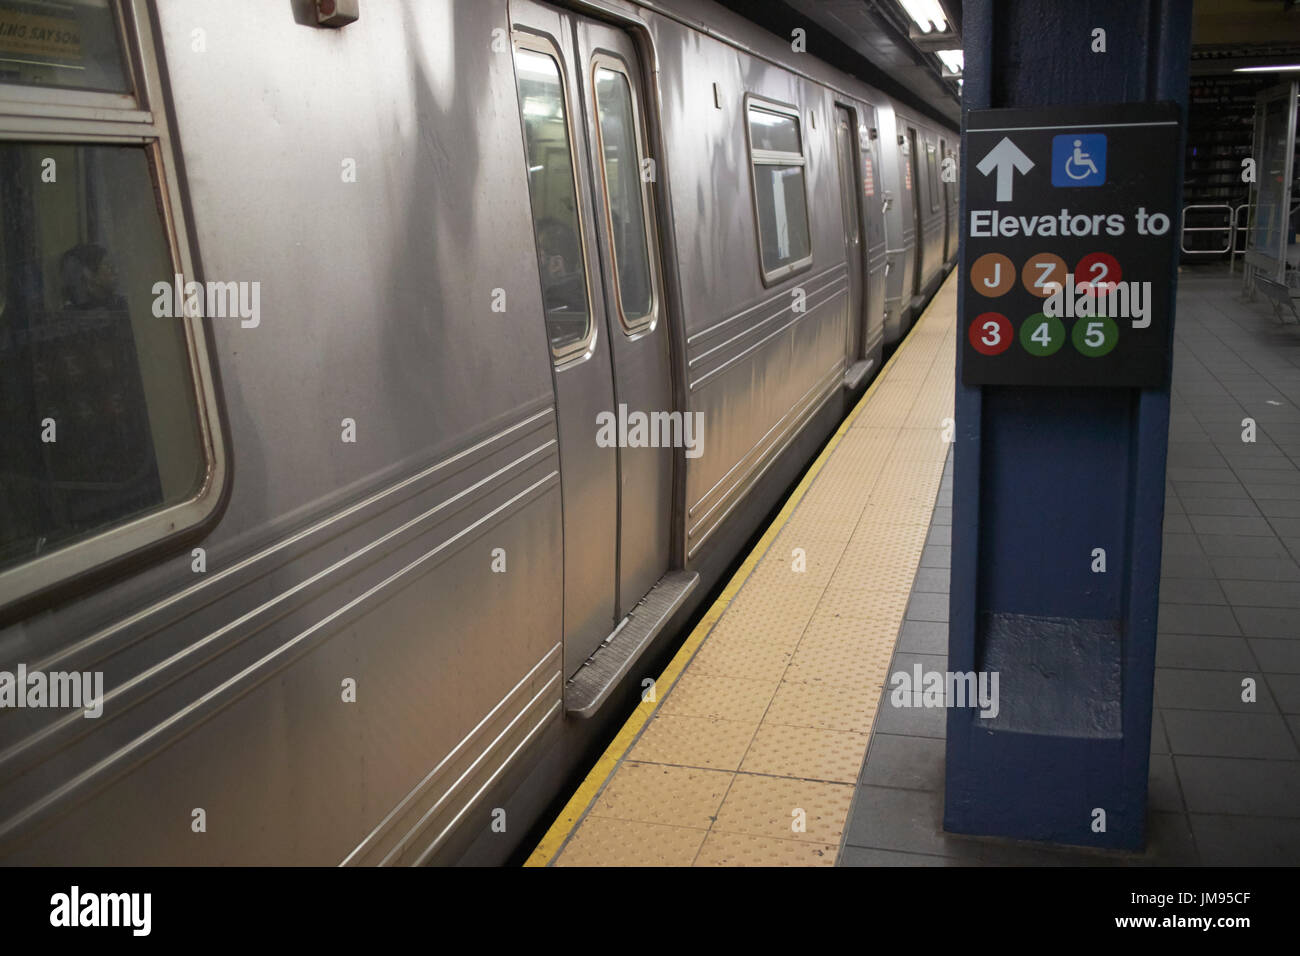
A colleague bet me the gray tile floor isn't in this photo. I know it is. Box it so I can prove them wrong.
[840,269,1300,866]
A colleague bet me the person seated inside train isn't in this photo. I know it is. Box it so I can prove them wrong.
[60,242,130,312]
[47,242,162,534]
[535,216,587,316]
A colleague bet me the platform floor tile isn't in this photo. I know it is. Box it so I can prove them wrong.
[540,273,957,866]
[840,269,1300,867]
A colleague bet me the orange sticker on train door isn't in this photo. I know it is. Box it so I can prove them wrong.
[904,161,912,190]
[863,154,875,196]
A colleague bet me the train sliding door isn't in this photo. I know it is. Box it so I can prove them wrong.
[940,137,952,262]
[834,103,887,379]
[907,126,923,300]
[573,18,674,620]
[511,0,675,686]
[860,113,888,364]
[834,104,865,365]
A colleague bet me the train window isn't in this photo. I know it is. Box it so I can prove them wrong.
[946,136,956,205]
[749,109,801,153]
[514,44,593,359]
[927,142,939,213]
[0,142,206,576]
[834,113,860,248]
[593,62,654,329]
[746,102,812,283]
[0,0,131,94]
[0,0,226,612]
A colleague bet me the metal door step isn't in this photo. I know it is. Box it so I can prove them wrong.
[564,570,699,718]
[843,358,875,390]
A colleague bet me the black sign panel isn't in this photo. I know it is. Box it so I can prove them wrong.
[961,102,1181,387]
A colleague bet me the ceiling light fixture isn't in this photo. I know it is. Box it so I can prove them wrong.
[936,49,964,74]
[899,0,947,34]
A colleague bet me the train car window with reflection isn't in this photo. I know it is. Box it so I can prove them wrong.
[513,44,593,359]
[0,143,207,574]
[593,63,654,330]
[746,103,812,283]
[927,141,940,213]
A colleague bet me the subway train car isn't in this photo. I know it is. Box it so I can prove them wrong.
[880,100,960,344]
[0,0,955,865]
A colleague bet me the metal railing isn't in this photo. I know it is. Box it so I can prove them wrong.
[1230,203,1254,273]
[1178,202,1259,273]
[1179,204,1233,255]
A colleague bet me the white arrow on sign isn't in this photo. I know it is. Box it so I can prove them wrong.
[976,136,1035,202]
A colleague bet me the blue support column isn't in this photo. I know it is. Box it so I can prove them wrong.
[946,1,1193,850]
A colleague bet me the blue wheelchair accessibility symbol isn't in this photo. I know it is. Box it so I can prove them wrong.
[1051,133,1106,187]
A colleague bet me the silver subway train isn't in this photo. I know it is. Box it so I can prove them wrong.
[0,0,955,865]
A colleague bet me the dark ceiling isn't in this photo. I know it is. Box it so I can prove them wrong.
[1191,0,1300,74]
[713,0,963,127]
[718,0,1300,124]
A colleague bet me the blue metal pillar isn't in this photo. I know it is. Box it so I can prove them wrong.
[946,0,1193,850]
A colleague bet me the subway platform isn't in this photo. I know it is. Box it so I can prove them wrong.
[525,267,1300,867]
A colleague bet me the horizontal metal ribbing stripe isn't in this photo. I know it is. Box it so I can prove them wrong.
[406,686,561,866]
[339,643,561,866]
[25,405,558,676]
[688,357,845,520]
[0,436,558,777]
[687,269,848,369]
[687,360,844,558]
[688,284,848,392]
[0,470,559,848]
[685,261,848,346]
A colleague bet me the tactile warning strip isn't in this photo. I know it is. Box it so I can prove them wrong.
[528,272,957,867]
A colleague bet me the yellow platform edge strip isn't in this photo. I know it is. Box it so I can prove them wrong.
[523,295,945,868]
